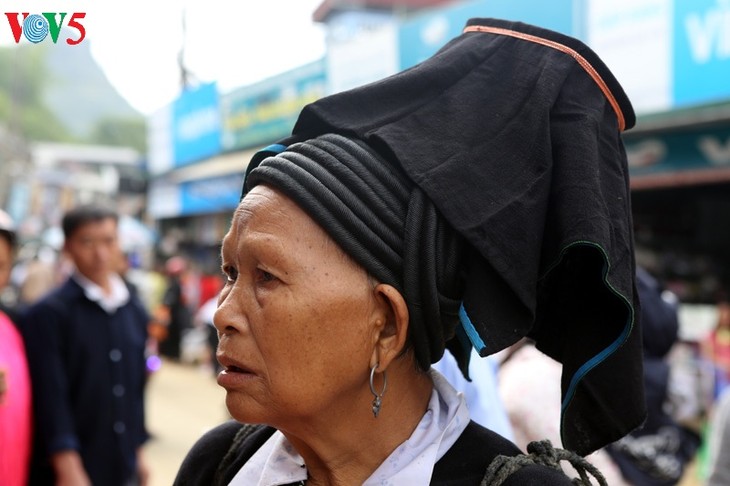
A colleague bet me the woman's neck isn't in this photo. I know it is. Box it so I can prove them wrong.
[284,362,434,486]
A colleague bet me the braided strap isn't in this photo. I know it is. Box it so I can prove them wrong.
[213,424,262,486]
[481,440,607,486]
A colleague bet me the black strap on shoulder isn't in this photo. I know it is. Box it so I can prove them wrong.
[213,423,266,486]
[481,440,607,486]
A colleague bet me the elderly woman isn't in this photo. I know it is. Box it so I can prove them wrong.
[175,18,645,485]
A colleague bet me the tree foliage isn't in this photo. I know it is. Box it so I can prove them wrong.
[88,116,147,152]
[0,45,74,142]
[0,44,145,149]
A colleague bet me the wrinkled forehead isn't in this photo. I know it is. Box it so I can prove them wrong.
[230,185,297,232]
[225,184,357,268]
[225,185,312,249]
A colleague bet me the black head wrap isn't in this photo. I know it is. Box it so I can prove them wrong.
[245,134,466,371]
[242,18,646,456]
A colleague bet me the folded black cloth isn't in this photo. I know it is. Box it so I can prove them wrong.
[244,17,645,456]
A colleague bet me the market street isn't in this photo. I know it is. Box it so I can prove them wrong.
[144,360,229,486]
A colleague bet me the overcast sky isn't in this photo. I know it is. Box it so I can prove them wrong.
[1,0,326,115]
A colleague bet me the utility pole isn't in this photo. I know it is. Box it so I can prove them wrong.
[178,6,196,90]
[0,46,30,213]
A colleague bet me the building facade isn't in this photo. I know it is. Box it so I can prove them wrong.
[146,0,730,309]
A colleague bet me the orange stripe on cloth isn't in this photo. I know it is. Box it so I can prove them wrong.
[463,25,626,132]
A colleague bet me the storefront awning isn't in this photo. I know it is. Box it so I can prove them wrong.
[626,120,730,191]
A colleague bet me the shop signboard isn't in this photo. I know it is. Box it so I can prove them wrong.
[221,60,326,152]
[673,0,730,107]
[586,0,672,115]
[147,105,174,176]
[147,180,181,219]
[626,125,730,188]
[180,173,243,216]
[325,12,399,94]
[588,0,730,115]
[172,82,222,167]
[398,0,575,70]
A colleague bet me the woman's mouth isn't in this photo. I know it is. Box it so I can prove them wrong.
[216,354,256,388]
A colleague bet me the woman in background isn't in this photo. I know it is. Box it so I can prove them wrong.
[0,210,32,486]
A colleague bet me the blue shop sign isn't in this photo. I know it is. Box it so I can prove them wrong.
[180,174,242,215]
[221,60,326,151]
[673,0,730,107]
[172,83,222,167]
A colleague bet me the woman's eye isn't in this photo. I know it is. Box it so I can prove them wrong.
[256,269,276,283]
[223,266,238,283]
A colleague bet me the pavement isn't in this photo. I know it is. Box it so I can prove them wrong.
[144,360,230,486]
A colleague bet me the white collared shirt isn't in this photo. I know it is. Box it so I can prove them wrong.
[229,369,470,486]
[72,271,130,314]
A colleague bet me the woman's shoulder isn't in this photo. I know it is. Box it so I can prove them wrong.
[432,421,519,483]
[174,420,276,486]
[432,421,575,485]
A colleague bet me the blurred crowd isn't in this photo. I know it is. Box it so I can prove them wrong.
[1,222,223,373]
[0,206,223,485]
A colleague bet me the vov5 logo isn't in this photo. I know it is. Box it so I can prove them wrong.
[4,12,86,45]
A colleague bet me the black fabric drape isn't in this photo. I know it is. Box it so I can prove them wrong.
[243,17,645,456]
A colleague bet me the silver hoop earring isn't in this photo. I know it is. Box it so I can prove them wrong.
[369,363,387,418]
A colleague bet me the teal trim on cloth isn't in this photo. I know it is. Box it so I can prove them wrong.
[262,143,287,154]
[458,302,487,355]
[562,318,633,413]
[552,241,636,431]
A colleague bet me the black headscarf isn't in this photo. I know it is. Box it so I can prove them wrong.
[246,134,466,372]
[242,17,646,456]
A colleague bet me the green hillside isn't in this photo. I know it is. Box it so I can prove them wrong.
[43,39,141,136]
[0,36,146,151]
[0,44,71,142]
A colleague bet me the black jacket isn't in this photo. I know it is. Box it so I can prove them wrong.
[21,277,149,485]
[174,420,574,485]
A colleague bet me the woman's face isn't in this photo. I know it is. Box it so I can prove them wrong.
[216,184,379,429]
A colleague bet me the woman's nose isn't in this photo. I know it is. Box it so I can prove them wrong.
[214,289,246,336]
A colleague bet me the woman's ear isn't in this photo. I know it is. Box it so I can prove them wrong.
[370,284,409,370]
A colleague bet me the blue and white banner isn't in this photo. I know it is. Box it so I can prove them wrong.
[221,60,325,151]
[180,174,242,216]
[587,0,730,115]
[172,82,221,167]
[673,0,730,107]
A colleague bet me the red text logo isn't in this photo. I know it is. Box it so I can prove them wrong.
[4,12,86,45]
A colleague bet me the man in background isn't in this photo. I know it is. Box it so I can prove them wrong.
[22,205,150,486]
